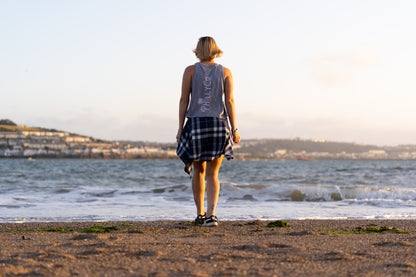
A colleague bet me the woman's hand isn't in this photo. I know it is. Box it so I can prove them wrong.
[176,128,182,143]
[232,130,240,144]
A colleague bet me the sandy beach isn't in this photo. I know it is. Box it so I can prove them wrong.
[1,220,415,276]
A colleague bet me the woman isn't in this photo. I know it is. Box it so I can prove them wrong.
[176,36,240,227]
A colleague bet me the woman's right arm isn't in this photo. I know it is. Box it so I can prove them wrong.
[176,65,194,142]
[223,67,240,144]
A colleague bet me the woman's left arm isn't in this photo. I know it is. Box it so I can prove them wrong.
[223,67,240,144]
[176,65,194,142]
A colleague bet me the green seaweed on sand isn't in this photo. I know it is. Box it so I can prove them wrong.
[266,220,290,228]
[82,226,121,233]
[326,230,351,235]
[352,226,411,234]
[38,228,73,233]
[326,226,413,235]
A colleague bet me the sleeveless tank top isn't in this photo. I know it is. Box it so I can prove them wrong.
[185,62,227,119]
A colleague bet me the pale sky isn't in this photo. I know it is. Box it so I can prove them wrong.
[1,0,416,146]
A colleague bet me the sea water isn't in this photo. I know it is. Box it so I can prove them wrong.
[0,159,415,223]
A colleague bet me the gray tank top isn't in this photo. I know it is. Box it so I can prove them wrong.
[186,62,227,118]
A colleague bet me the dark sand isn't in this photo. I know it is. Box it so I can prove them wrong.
[1,220,416,276]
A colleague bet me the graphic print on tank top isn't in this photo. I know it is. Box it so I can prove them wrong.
[186,63,227,118]
[198,76,212,112]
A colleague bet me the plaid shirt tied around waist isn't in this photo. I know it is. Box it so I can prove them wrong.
[176,117,234,175]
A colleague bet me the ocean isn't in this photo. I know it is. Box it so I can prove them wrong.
[0,159,415,223]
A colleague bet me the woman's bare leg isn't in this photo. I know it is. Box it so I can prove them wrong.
[192,161,206,216]
[205,156,224,217]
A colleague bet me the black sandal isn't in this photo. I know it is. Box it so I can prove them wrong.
[194,213,206,225]
[202,215,218,227]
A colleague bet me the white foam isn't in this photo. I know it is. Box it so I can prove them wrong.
[2,159,416,222]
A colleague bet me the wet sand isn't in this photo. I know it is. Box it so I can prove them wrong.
[1,220,416,276]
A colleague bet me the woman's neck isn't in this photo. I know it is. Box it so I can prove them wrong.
[200,60,215,65]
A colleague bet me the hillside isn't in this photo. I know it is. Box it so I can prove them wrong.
[0,120,175,159]
[1,119,416,160]
[234,139,416,160]
[239,138,379,154]
[0,125,43,132]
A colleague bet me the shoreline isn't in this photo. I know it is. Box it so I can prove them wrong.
[1,219,415,276]
[2,156,416,161]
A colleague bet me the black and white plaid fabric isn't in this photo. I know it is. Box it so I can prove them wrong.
[177,117,234,175]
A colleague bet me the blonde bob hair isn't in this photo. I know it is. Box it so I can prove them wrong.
[193,36,223,61]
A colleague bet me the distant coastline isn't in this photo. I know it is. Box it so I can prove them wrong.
[1,120,416,160]
[0,127,177,159]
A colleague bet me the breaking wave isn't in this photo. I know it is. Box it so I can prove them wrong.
[1,159,416,222]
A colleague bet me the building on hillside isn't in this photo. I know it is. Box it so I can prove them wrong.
[397,152,416,160]
[126,147,145,154]
[65,136,91,143]
[8,139,22,146]
[360,150,388,159]
[0,132,23,139]
[23,149,38,156]
[21,131,68,137]
[144,147,162,154]
[165,149,177,156]
[3,148,23,156]
[30,136,61,142]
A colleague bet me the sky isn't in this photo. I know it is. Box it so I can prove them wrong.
[1,0,416,146]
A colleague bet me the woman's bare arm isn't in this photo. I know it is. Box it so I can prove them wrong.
[223,67,240,143]
[176,65,194,142]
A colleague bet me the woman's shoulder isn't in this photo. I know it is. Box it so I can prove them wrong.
[222,65,231,72]
[185,64,196,70]
[184,64,196,75]
[222,65,232,78]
